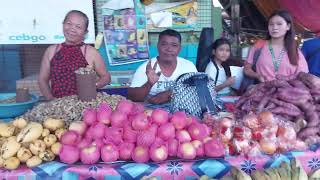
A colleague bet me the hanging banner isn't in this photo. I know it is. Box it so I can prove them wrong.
[0,0,95,44]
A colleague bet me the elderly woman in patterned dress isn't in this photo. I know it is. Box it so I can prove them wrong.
[38,10,110,100]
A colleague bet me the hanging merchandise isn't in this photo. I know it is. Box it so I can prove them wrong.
[102,0,149,65]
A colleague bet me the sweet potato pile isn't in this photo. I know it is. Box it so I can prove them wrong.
[236,72,320,143]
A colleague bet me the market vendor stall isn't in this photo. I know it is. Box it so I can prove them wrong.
[1,144,320,179]
[0,72,320,180]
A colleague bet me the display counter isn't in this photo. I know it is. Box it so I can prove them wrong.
[1,144,320,180]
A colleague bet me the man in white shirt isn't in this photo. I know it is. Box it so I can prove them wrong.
[128,29,197,105]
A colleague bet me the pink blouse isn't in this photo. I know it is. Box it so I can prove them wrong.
[247,42,309,81]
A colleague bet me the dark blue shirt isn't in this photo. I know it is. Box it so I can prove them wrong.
[301,38,320,77]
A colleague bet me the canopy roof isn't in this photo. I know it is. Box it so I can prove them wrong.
[219,0,319,37]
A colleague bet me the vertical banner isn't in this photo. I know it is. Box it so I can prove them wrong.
[0,0,95,44]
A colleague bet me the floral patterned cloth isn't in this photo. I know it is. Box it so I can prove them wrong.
[2,144,320,180]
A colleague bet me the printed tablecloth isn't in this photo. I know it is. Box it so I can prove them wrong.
[1,144,320,180]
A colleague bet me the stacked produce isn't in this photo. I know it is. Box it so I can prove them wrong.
[22,92,125,125]
[199,158,319,180]
[204,111,307,156]
[235,72,320,145]
[0,118,66,170]
[58,100,225,164]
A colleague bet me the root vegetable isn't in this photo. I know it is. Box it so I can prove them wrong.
[270,107,301,117]
[177,142,196,160]
[29,140,46,155]
[3,157,20,170]
[17,147,32,162]
[157,123,175,140]
[149,143,168,162]
[298,127,319,139]
[204,139,225,157]
[119,142,134,160]
[123,124,137,143]
[269,98,301,113]
[55,128,66,140]
[101,143,119,162]
[51,142,62,155]
[130,103,145,115]
[288,79,309,90]
[44,134,57,147]
[131,113,149,131]
[297,72,320,89]
[16,122,43,143]
[104,127,123,146]
[91,123,106,139]
[92,139,104,149]
[97,102,112,125]
[171,112,187,130]
[68,121,87,135]
[59,145,80,164]
[83,108,97,125]
[110,111,127,128]
[41,129,50,138]
[116,100,134,114]
[12,118,28,129]
[151,109,169,125]
[176,130,192,143]
[188,123,209,141]
[60,130,80,146]
[168,139,178,157]
[26,156,42,167]
[257,96,270,112]
[80,145,100,164]
[39,150,55,161]
[136,129,156,147]
[0,137,6,147]
[0,157,4,168]
[191,140,204,157]
[43,118,65,132]
[0,123,16,137]
[132,146,149,163]
[78,138,92,149]
[306,112,320,127]
[264,80,291,88]
[1,136,21,159]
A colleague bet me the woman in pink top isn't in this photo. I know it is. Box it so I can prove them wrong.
[244,10,308,82]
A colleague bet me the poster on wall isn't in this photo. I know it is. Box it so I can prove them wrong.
[0,0,95,44]
[103,7,149,65]
[146,0,198,29]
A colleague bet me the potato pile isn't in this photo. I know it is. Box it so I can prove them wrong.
[0,118,66,170]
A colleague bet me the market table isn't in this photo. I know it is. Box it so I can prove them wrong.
[1,144,320,180]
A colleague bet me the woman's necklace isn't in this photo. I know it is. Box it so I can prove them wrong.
[268,42,285,73]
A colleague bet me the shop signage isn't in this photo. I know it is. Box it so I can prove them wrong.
[0,0,95,44]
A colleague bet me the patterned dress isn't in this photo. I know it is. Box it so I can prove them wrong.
[50,42,88,98]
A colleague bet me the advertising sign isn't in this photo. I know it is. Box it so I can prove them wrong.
[0,0,95,44]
